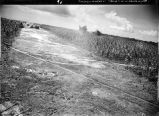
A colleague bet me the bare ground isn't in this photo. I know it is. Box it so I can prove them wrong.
[1,28,158,116]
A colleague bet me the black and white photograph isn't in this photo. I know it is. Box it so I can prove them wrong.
[0,4,158,116]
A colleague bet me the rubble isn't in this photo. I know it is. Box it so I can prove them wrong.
[0,102,22,116]
[22,22,40,29]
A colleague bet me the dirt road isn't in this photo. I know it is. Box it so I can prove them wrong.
[3,28,158,116]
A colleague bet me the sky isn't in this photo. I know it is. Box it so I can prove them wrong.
[0,5,158,42]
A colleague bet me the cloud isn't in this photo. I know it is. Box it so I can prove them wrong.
[25,5,72,17]
[105,11,133,32]
[2,5,156,42]
[67,6,99,31]
[138,30,157,36]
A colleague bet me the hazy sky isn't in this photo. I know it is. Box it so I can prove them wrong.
[0,5,158,42]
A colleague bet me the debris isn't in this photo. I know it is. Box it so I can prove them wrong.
[25,69,35,73]
[0,102,22,116]
[92,91,98,96]
[38,71,58,77]
[11,65,19,69]
[22,22,40,29]
[48,72,58,77]
[4,101,13,108]
[0,104,6,112]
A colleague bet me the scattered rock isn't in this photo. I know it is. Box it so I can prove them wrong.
[0,102,22,116]
[22,22,40,29]
[0,104,6,112]
[48,72,58,77]
[25,68,35,73]
[38,71,58,77]
[4,101,13,108]
[11,65,20,69]
[30,25,40,29]
[92,91,98,96]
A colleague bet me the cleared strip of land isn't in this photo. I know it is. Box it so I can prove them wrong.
[7,46,159,115]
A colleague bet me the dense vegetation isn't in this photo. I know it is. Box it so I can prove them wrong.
[41,24,158,82]
[1,17,24,67]
[1,18,23,44]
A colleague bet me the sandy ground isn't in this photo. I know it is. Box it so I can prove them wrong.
[1,28,158,116]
